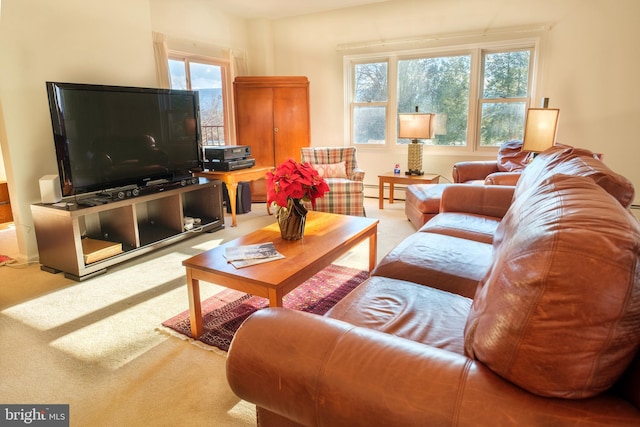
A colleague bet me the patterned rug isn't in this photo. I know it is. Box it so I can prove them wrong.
[161,264,367,352]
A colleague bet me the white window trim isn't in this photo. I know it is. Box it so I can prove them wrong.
[343,26,549,155]
[168,51,234,146]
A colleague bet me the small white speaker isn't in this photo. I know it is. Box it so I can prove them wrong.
[39,174,63,204]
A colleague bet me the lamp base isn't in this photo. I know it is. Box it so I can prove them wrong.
[405,170,424,176]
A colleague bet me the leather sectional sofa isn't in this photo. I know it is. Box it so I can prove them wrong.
[405,140,530,229]
[226,146,640,426]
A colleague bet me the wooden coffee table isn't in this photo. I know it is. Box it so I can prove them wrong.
[182,211,379,338]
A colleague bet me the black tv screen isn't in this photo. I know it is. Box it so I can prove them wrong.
[46,82,202,197]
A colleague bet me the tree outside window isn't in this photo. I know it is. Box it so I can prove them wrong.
[398,55,470,146]
[479,50,531,147]
[352,62,388,144]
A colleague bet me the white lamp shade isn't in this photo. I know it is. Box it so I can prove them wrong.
[398,113,433,140]
[522,108,560,153]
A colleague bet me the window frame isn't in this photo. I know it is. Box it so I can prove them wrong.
[350,59,390,145]
[476,47,535,148]
[343,32,545,154]
[168,51,233,147]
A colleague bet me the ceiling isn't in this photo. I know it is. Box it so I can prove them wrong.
[208,0,393,20]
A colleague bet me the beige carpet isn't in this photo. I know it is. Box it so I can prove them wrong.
[0,197,415,426]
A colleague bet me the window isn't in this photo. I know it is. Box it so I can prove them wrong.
[479,50,532,147]
[398,55,471,146]
[352,62,388,144]
[346,35,539,151]
[168,55,229,146]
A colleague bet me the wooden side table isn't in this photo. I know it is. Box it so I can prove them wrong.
[378,172,440,209]
[196,167,273,226]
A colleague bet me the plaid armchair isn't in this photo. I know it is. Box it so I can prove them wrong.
[300,147,365,216]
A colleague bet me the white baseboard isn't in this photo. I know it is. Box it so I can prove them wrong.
[364,184,406,201]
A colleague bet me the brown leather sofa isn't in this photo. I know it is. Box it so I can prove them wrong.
[227,146,640,426]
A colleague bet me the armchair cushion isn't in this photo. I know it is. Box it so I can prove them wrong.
[496,139,532,171]
[465,174,640,399]
[301,146,363,181]
[312,161,348,178]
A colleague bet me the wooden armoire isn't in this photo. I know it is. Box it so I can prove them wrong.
[0,181,12,224]
[233,76,310,202]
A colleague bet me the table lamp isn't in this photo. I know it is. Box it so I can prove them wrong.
[522,98,559,156]
[398,108,434,175]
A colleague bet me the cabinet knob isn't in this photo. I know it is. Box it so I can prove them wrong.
[274,127,279,132]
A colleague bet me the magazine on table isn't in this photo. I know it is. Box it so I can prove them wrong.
[224,242,284,268]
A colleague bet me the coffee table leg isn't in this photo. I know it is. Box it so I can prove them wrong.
[268,288,283,308]
[186,268,204,338]
[389,182,395,204]
[369,230,378,272]
[379,177,384,209]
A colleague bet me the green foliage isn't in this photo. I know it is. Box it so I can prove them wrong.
[398,55,470,145]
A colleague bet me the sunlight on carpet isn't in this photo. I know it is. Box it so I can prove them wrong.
[1,250,226,370]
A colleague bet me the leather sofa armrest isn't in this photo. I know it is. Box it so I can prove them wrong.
[226,309,636,427]
[440,184,515,218]
[484,171,522,186]
[452,161,499,183]
[228,308,473,426]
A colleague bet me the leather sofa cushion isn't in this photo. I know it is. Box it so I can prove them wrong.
[419,212,500,244]
[372,231,492,299]
[515,145,635,207]
[326,276,471,355]
[464,174,640,399]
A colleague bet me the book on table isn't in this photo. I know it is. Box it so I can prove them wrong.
[224,242,284,268]
[81,237,123,264]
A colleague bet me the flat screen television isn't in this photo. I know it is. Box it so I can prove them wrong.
[46,81,203,198]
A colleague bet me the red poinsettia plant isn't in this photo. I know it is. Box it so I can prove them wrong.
[266,159,330,208]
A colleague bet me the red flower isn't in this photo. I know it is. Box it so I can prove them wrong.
[266,159,330,208]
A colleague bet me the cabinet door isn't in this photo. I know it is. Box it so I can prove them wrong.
[273,86,310,164]
[234,77,311,202]
[234,86,275,167]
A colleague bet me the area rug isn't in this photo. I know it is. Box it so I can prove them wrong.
[161,264,367,352]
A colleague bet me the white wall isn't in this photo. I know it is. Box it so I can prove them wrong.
[149,0,248,55]
[258,0,640,197]
[0,0,158,262]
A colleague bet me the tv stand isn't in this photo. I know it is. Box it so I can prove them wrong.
[31,178,224,281]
